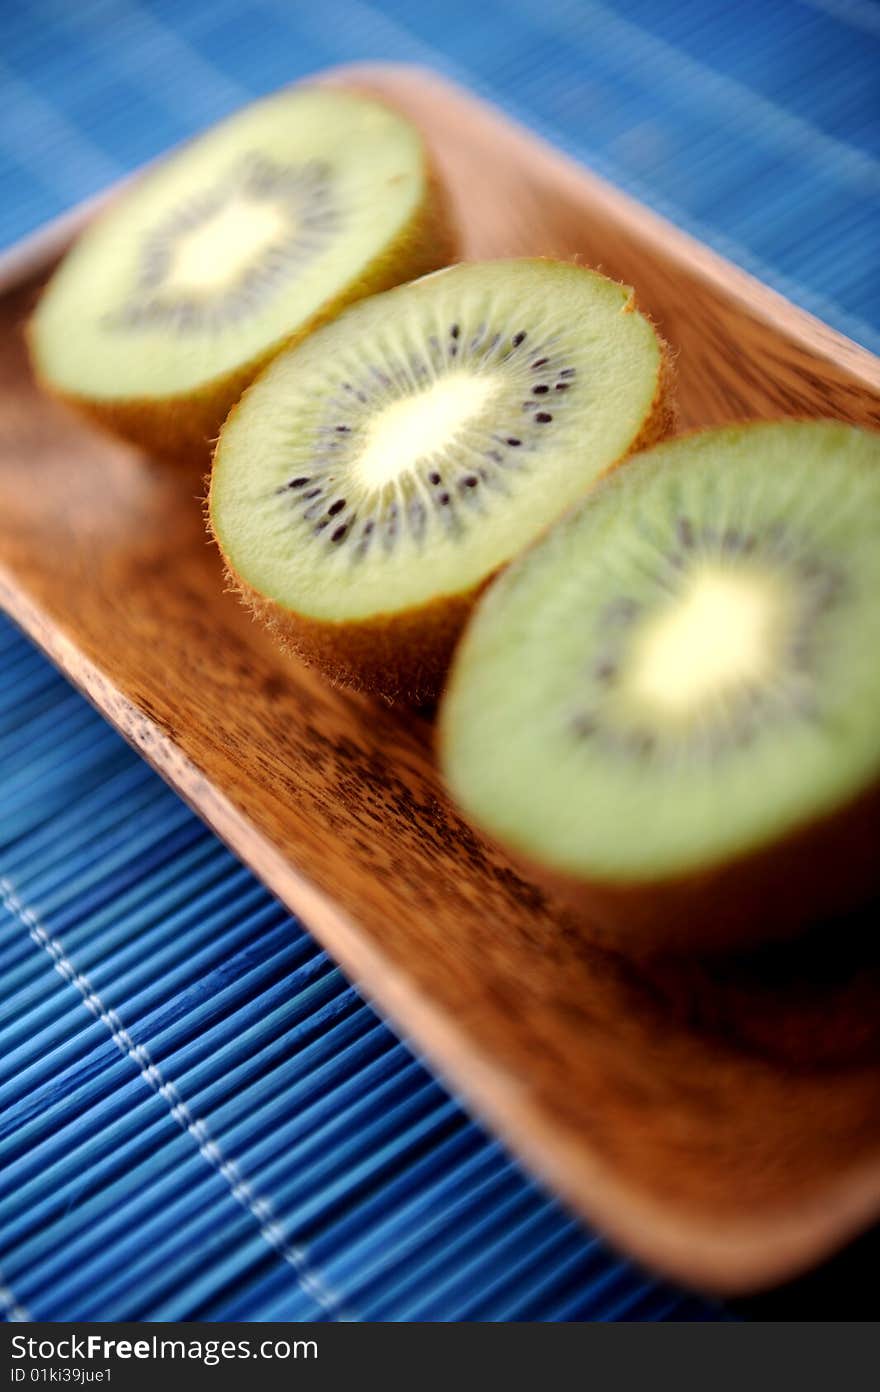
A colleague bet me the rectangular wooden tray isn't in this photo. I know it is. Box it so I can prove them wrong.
[2,64,880,1297]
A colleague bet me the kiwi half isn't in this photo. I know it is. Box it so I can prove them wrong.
[440,421,880,952]
[209,258,674,703]
[28,86,455,463]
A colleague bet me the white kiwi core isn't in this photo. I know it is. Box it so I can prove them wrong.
[355,373,501,491]
[627,566,790,721]
[163,197,293,296]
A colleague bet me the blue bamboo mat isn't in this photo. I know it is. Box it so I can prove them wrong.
[1,0,877,1322]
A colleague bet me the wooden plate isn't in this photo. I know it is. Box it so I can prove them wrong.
[2,64,879,1297]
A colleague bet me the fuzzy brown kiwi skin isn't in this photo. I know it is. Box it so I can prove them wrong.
[210,331,677,706]
[492,775,880,960]
[28,157,458,467]
[231,571,478,708]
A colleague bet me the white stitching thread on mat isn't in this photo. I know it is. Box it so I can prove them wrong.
[0,874,354,1321]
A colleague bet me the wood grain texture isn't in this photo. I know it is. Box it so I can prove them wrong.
[1,64,880,1295]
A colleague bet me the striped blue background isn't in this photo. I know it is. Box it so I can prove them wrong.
[1,0,877,1322]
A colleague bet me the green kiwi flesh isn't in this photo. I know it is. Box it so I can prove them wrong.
[209,258,673,702]
[440,421,880,947]
[29,85,455,461]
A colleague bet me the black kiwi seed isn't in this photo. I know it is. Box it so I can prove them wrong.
[335,424,350,434]
[429,471,442,485]
[535,412,553,424]
[572,713,597,739]
[558,368,576,378]
[789,637,811,670]
[532,385,550,395]
[438,492,451,506]
[819,574,844,610]
[531,357,548,369]
[512,331,527,347]
[384,504,399,547]
[331,524,348,543]
[555,382,571,391]
[328,498,346,516]
[288,477,310,488]
[450,323,460,338]
[506,437,521,447]
[799,559,825,583]
[603,597,639,625]
[461,475,479,489]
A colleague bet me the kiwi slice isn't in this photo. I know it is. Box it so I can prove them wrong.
[209,258,674,703]
[440,421,880,951]
[28,86,455,462]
